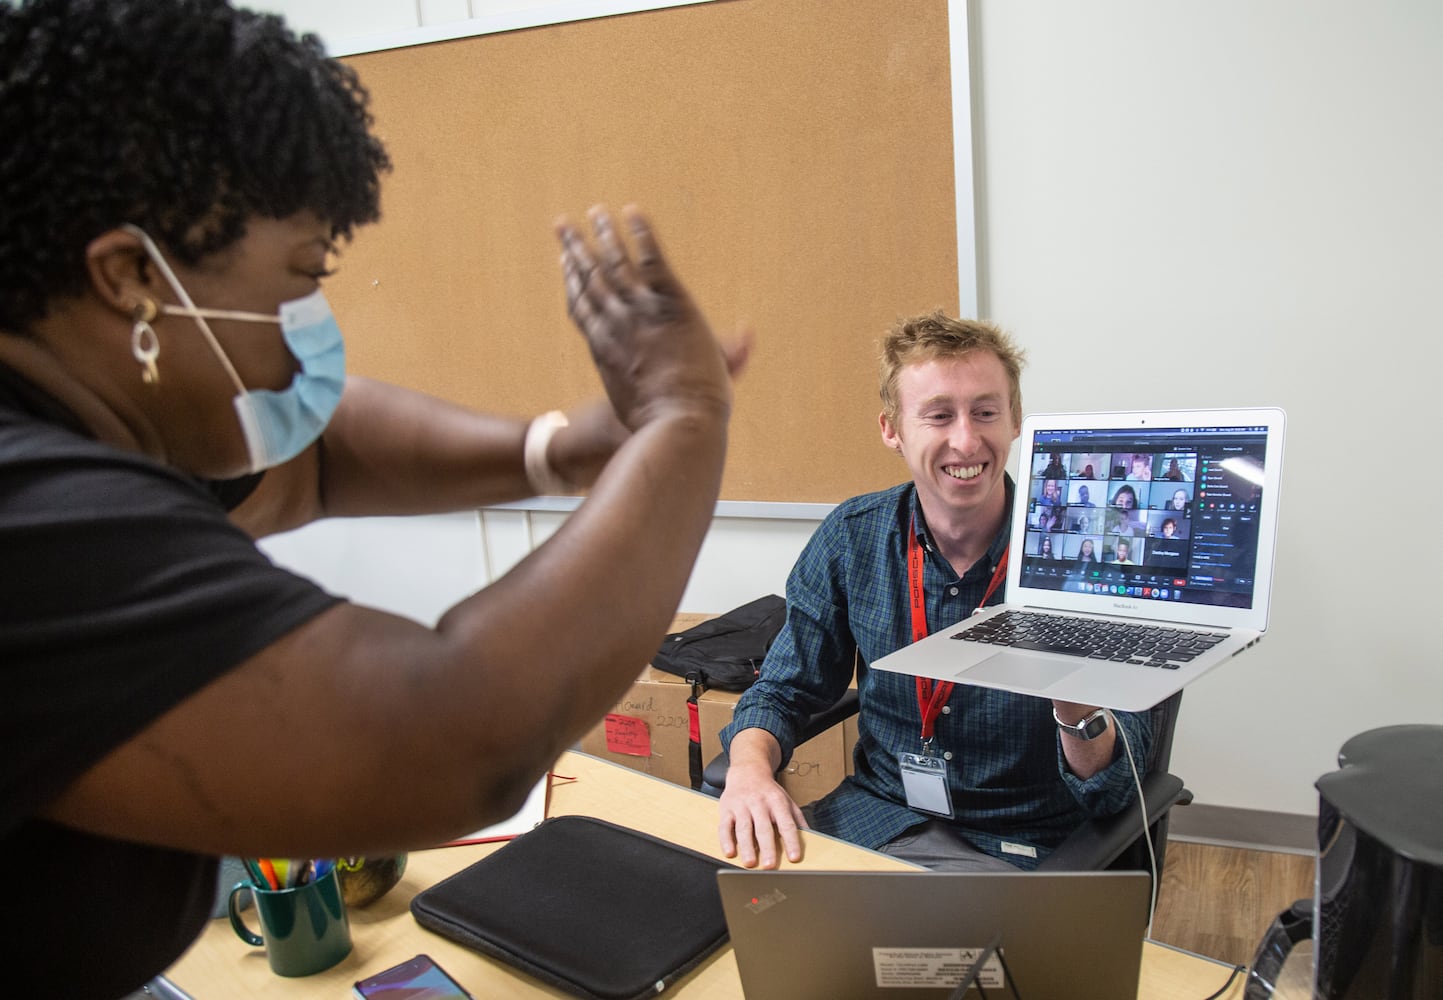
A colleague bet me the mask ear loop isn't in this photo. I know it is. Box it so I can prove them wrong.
[130,299,160,385]
[120,224,249,398]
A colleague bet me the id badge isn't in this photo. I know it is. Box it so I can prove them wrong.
[899,752,954,818]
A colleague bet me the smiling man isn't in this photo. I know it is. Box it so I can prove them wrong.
[717,311,1150,872]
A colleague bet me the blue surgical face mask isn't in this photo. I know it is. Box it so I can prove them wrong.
[123,225,347,473]
[169,289,345,473]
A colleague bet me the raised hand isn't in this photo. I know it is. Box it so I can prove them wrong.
[556,205,733,432]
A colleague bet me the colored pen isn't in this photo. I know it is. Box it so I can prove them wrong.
[257,857,281,890]
[243,857,271,890]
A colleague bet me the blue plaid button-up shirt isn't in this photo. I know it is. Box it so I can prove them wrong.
[721,479,1150,869]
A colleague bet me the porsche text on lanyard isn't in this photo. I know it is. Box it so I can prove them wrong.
[906,514,1008,750]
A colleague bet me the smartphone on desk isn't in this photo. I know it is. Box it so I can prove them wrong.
[353,953,474,999]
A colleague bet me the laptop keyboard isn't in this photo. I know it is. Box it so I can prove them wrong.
[950,610,1227,669]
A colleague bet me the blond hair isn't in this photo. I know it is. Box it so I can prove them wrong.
[878,310,1025,425]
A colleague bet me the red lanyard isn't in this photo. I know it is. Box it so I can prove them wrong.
[907,515,1008,743]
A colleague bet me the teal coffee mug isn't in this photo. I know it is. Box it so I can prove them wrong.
[227,867,352,976]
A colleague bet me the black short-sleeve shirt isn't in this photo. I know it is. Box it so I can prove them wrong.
[0,368,342,998]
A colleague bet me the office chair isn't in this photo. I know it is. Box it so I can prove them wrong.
[700,688,1190,879]
[1035,690,1190,877]
[698,687,859,798]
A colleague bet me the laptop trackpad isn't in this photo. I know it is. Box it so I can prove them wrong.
[958,651,1083,691]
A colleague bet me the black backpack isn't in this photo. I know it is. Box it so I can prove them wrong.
[651,594,786,692]
[651,594,787,789]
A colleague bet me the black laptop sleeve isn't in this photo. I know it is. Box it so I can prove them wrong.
[410,816,736,1000]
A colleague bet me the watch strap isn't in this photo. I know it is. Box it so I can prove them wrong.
[1053,706,1109,741]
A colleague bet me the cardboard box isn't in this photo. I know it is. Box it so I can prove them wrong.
[579,665,695,787]
[578,613,860,797]
[576,614,713,787]
[697,689,848,806]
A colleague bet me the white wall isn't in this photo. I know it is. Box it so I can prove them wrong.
[261,507,813,629]
[252,0,1443,819]
[970,1,1443,814]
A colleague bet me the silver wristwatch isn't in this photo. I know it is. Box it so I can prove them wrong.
[1053,706,1109,741]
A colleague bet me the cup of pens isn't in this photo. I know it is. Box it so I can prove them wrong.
[227,858,352,977]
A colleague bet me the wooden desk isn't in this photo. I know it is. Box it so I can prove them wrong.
[165,751,1245,998]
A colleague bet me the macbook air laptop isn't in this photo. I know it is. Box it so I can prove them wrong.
[717,868,1150,999]
[873,408,1286,712]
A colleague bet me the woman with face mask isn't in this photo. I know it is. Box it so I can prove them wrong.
[0,2,747,996]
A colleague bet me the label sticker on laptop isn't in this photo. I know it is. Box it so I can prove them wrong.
[872,948,1004,989]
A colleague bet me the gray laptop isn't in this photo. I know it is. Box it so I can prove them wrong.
[717,869,1150,999]
[873,408,1286,712]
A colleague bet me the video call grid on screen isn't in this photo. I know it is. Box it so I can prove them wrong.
[1021,424,1270,610]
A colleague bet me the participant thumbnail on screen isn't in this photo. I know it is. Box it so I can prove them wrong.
[1067,479,1105,510]
[1033,477,1067,507]
[1112,452,1155,482]
[1028,530,1068,560]
[1147,511,1190,539]
[1153,452,1196,482]
[1108,482,1149,512]
[1033,451,1070,480]
[1067,452,1107,481]
[1154,484,1192,511]
[1031,504,1068,533]
[1106,537,1142,565]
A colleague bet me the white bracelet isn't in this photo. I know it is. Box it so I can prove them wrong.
[523,410,573,495]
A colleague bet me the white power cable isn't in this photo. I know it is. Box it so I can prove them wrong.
[1107,709,1158,938]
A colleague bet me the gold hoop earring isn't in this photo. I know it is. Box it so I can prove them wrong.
[131,299,160,385]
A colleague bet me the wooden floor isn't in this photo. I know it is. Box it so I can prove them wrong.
[1149,839,1315,968]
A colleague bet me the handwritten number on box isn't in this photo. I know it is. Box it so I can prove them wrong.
[603,714,652,757]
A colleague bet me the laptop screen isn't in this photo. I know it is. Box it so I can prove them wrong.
[1020,421,1273,611]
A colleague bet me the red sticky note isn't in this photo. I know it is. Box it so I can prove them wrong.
[604,713,652,757]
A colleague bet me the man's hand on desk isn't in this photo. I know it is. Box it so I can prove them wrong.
[717,730,809,869]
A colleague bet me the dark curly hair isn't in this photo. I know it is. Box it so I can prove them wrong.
[0,0,391,332]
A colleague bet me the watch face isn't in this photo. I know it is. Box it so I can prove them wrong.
[1057,709,1109,740]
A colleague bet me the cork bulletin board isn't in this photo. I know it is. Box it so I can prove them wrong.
[330,0,960,503]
